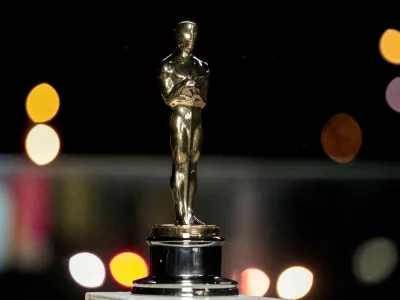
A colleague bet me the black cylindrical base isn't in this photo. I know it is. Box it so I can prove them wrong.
[150,239,222,280]
[131,234,238,296]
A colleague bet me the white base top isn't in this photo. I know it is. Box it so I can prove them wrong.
[85,292,279,300]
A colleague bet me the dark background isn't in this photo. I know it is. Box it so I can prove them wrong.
[0,8,399,300]
[2,10,399,158]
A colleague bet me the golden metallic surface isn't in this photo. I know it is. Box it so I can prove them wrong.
[150,224,219,239]
[158,21,210,226]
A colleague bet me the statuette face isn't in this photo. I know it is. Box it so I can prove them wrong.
[176,21,197,52]
[158,21,210,225]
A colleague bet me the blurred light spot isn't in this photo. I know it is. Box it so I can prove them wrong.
[379,29,400,65]
[240,268,270,296]
[13,175,52,270]
[353,237,398,285]
[0,182,13,272]
[26,83,60,123]
[69,252,105,288]
[59,177,99,244]
[25,124,60,166]
[321,113,362,163]
[385,77,400,113]
[277,266,313,299]
[110,252,148,288]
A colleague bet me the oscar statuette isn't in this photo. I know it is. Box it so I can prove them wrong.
[86,21,278,300]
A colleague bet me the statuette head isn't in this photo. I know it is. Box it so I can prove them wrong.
[175,21,198,53]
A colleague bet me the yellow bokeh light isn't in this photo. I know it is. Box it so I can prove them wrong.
[379,29,400,65]
[109,252,148,288]
[26,83,60,123]
[277,266,313,300]
[25,124,60,166]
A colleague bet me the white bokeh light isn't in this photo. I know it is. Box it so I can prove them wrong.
[277,266,313,299]
[69,252,106,288]
[25,124,60,166]
[353,237,398,285]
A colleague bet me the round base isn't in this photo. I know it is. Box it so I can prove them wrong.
[132,276,239,296]
[132,224,238,296]
[150,224,220,239]
[87,291,278,300]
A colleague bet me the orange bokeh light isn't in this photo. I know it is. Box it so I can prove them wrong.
[240,268,270,296]
[109,252,148,288]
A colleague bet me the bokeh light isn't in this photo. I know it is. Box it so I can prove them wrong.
[321,113,362,163]
[379,29,400,65]
[0,182,13,272]
[13,175,52,271]
[25,124,60,166]
[109,252,148,288]
[352,237,398,285]
[59,177,99,244]
[69,252,106,288]
[240,268,270,296]
[385,77,400,113]
[277,266,313,299]
[26,83,60,123]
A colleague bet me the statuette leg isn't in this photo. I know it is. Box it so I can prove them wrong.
[170,106,204,225]
[188,113,204,225]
